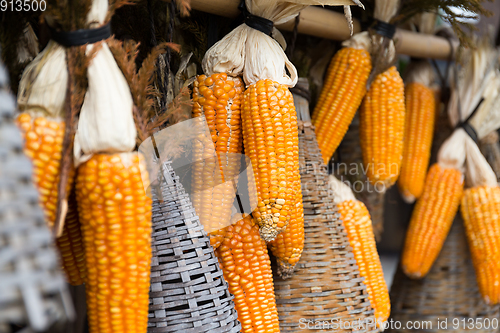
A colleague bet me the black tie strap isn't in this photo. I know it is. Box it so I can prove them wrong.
[373,19,396,39]
[455,97,484,143]
[48,22,112,47]
[238,1,274,36]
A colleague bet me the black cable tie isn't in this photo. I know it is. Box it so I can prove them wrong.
[238,1,273,36]
[48,22,111,47]
[372,19,396,39]
[455,97,484,143]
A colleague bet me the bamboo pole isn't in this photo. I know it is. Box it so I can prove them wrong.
[189,0,458,60]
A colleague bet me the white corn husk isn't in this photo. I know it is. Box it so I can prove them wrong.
[17,0,135,166]
[342,31,372,52]
[438,36,500,183]
[202,0,363,87]
[17,40,67,119]
[74,0,135,166]
[329,175,357,204]
[404,61,435,86]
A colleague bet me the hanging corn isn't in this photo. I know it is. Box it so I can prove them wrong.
[398,61,436,202]
[192,69,244,250]
[312,33,372,164]
[203,0,363,242]
[402,37,500,279]
[460,141,500,305]
[214,216,280,333]
[57,0,154,331]
[359,0,405,190]
[330,176,390,325]
[16,15,85,285]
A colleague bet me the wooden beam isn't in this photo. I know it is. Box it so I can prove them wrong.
[188,0,458,60]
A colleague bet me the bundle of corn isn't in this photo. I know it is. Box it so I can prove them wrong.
[460,115,500,304]
[41,0,160,331]
[401,37,500,279]
[479,131,500,182]
[16,18,85,284]
[0,59,74,332]
[273,120,377,332]
[359,0,405,190]
[389,217,500,332]
[203,0,362,242]
[330,176,390,325]
[148,161,241,332]
[311,31,372,165]
[398,61,437,203]
[398,13,438,203]
[334,113,385,241]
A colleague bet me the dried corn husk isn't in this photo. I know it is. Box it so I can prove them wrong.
[329,175,357,203]
[203,0,363,87]
[73,0,135,165]
[404,61,435,87]
[438,37,500,174]
[17,41,67,119]
[368,0,398,78]
[479,132,500,182]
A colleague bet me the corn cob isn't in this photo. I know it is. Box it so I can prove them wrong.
[17,113,86,286]
[55,190,86,285]
[360,66,405,189]
[16,113,72,229]
[312,47,372,164]
[461,186,500,305]
[214,215,280,333]
[242,79,300,241]
[398,81,436,203]
[268,121,304,278]
[337,199,390,324]
[76,152,152,333]
[401,163,464,278]
[192,73,244,249]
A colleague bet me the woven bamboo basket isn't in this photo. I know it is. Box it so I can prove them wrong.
[147,161,241,333]
[273,119,378,333]
[0,61,74,332]
[389,216,500,332]
[479,131,500,182]
[334,113,385,241]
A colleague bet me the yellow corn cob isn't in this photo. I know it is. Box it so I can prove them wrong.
[312,47,372,164]
[192,73,244,249]
[214,216,280,333]
[268,124,304,278]
[461,186,500,305]
[17,113,86,285]
[402,163,464,278]
[360,66,405,188]
[337,199,390,324]
[76,153,152,333]
[398,82,436,202]
[16,113,72,229]
[55,190,86,285]
[242,79,300,241]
